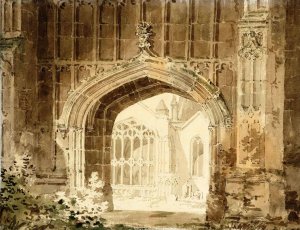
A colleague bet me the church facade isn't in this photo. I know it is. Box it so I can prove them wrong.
[110,95,210,212]
[0,0,300,223]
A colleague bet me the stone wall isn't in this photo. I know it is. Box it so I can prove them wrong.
[34,0,241,189]
[1,0,299,223]
[1,1,38,168]
[284,0,300,222]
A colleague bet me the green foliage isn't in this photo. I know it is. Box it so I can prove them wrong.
[0,153,108,229]
[55,172,109,229]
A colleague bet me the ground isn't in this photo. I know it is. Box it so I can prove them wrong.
[101,210,207,229]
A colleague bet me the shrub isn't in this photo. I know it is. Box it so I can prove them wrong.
[0,153,107,229]
[55,172,108,228]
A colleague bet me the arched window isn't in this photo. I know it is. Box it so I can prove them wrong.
[111,118,156,186]
[191,136,203,177]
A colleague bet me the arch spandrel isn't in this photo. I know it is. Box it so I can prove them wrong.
[57,52,231,133]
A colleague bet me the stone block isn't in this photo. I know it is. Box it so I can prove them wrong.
[219,0,240,22]
[191,41,210,58]
[94,136,103,150]
[121,5,137,25]
[195,0,213,24]
[152,24,162,39]
[206,193,226,221]
[38,22,48,37]
[170,2,187,24]
[85,136,93,149]
[57,70,71,86]
[192,24,211,41]
[100,24,114,38]
[169,41,186,58]
[120,39,139,60]
[38,84,52,101]
[76,38,93,60]
[2,89,11,108]
[99,39,114,61]
[269,182,286,217]
[285,77,300,97]
[120,24,136,39]
[218,23,235,42]
[77,23,93,38]
[38,102,53,123]
[85,150,99,165]
[58,22,72,36]
[295,9,300,25]
[145,1,162,23]
[170,24,186,41]
[217,41,234,58]
[58,37,72,60]
[14,110,26,130]
[101,5,114,24]
[37,37,54,59]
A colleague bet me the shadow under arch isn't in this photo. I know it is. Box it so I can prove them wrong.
[56,52,232,221]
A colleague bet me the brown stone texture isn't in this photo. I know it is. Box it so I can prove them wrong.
[284,0,300,221]
[0,0,299,224]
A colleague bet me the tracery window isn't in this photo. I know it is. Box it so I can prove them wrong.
[191,136,203,177]
[111,119,156,186]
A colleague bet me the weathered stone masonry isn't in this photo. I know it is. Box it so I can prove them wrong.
[0,0,298,222]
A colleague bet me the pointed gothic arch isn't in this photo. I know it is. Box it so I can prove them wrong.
[55,50,232,219]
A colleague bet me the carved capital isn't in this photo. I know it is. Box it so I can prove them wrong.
[224,116,233,129]
[57,124,69,139]
[208,123,215,132]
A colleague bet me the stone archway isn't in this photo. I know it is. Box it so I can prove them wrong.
[56,23,232,221]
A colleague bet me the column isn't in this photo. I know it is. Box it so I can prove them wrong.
[112,138,116,185]
[147,137,150,185]
[231,3,286,219]
[120,135,124,185]
[206,125,226,222]
[139,134,142,185]
[130,136,134,185]
[68,127,85,189]
[0,46,17,167]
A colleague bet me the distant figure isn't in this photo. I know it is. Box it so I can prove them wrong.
[182,180,192,198]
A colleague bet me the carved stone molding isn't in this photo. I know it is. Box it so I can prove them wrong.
[53,0,72,8]
[0,51,14,78]
[53,0,128,8]
[100,0,126,6]
[38,64,53,73]
[238,30,264,60]
[0,38,22,77]
[57,124,69,139]
[56,64,71,72]
[136,22,153,54]
[224,116,233,129]
[75,0,94,6]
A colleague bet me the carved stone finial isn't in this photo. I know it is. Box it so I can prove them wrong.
[136,22,153,52]
[238,30,264,60]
